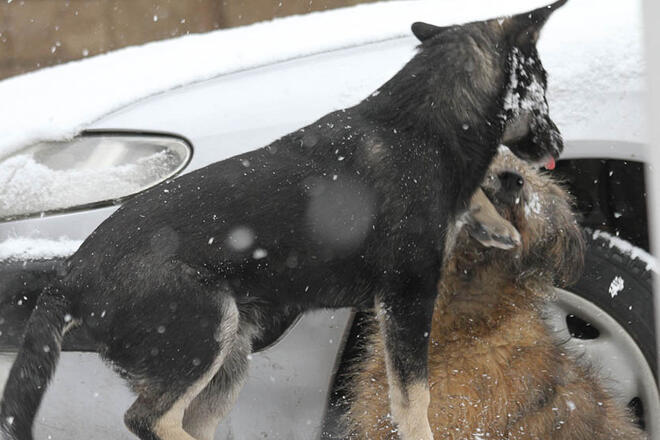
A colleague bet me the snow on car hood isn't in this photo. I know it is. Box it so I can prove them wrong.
[0,0,644,159]
[0,237,82,261]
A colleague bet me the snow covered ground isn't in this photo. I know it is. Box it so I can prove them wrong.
[0,0,644,159]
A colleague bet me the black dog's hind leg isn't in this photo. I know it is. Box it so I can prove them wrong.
[124,294,239,440]
[182,324,252,440]
[376,274,438,440]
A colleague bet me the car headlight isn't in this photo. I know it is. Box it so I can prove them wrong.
[0,131,192,221]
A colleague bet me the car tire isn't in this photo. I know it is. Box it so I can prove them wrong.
[552,229,659,434]
[569,229,656,376]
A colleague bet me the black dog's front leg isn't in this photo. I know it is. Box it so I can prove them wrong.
[376,274,438,440]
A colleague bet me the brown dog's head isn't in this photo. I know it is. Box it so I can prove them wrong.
[448,148,584,288]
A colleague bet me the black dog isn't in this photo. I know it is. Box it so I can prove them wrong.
[1,2,566,439]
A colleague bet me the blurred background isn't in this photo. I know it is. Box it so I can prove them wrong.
[0,0,379,80]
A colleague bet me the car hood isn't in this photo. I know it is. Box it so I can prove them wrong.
[0,0,645,159]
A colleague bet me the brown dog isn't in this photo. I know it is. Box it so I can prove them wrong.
[344,151,646,439]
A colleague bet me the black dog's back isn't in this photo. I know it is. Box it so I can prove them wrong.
[69,108,453,317]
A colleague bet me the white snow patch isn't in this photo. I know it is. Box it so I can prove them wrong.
[591,229,657,273]
[473,429,486,440]
[503,56,520,111]
[502,47,548,116]
[497,145,513,155]
[0,0,644,158]
[524,192,542,216]
[0,150,178,218]
[0,237,82,261]
[609,276,625,298]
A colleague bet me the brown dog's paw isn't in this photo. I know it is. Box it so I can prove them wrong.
[465,188,521,250]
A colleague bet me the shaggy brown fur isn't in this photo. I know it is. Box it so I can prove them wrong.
[345,151,646,439]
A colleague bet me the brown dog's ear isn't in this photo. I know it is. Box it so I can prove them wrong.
[411,22,450,42]
[502,0,567,46]
[550,216,585,287]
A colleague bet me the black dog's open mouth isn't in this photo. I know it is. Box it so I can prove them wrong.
[530,154,557,170]
[503,114,564,168]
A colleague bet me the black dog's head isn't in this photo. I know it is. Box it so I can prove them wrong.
[411,0,566,165]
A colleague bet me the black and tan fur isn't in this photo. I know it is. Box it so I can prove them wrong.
[345,151,646,439]
[1,3,566,440]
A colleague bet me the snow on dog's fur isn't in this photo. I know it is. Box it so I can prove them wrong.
[344,151,646,440]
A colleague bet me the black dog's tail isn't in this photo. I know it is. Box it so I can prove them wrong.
[0,283,74,440]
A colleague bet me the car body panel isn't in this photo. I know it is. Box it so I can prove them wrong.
[0,309,351,439]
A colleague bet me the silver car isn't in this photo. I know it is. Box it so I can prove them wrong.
[0,0,657,438]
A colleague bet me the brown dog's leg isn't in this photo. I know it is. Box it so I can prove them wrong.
[464,188,520,249]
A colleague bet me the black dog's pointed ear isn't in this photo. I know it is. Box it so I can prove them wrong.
[505,0,567,46]
[411,22,450,42]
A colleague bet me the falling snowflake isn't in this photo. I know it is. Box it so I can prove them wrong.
[252,248,268,259]
[226,227,254,251]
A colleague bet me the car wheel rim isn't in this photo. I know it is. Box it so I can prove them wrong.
[544,288,660,436]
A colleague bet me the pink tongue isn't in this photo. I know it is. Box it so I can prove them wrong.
[545,157,556,170]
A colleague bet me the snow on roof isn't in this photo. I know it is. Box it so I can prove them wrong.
[0,0,643,159]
